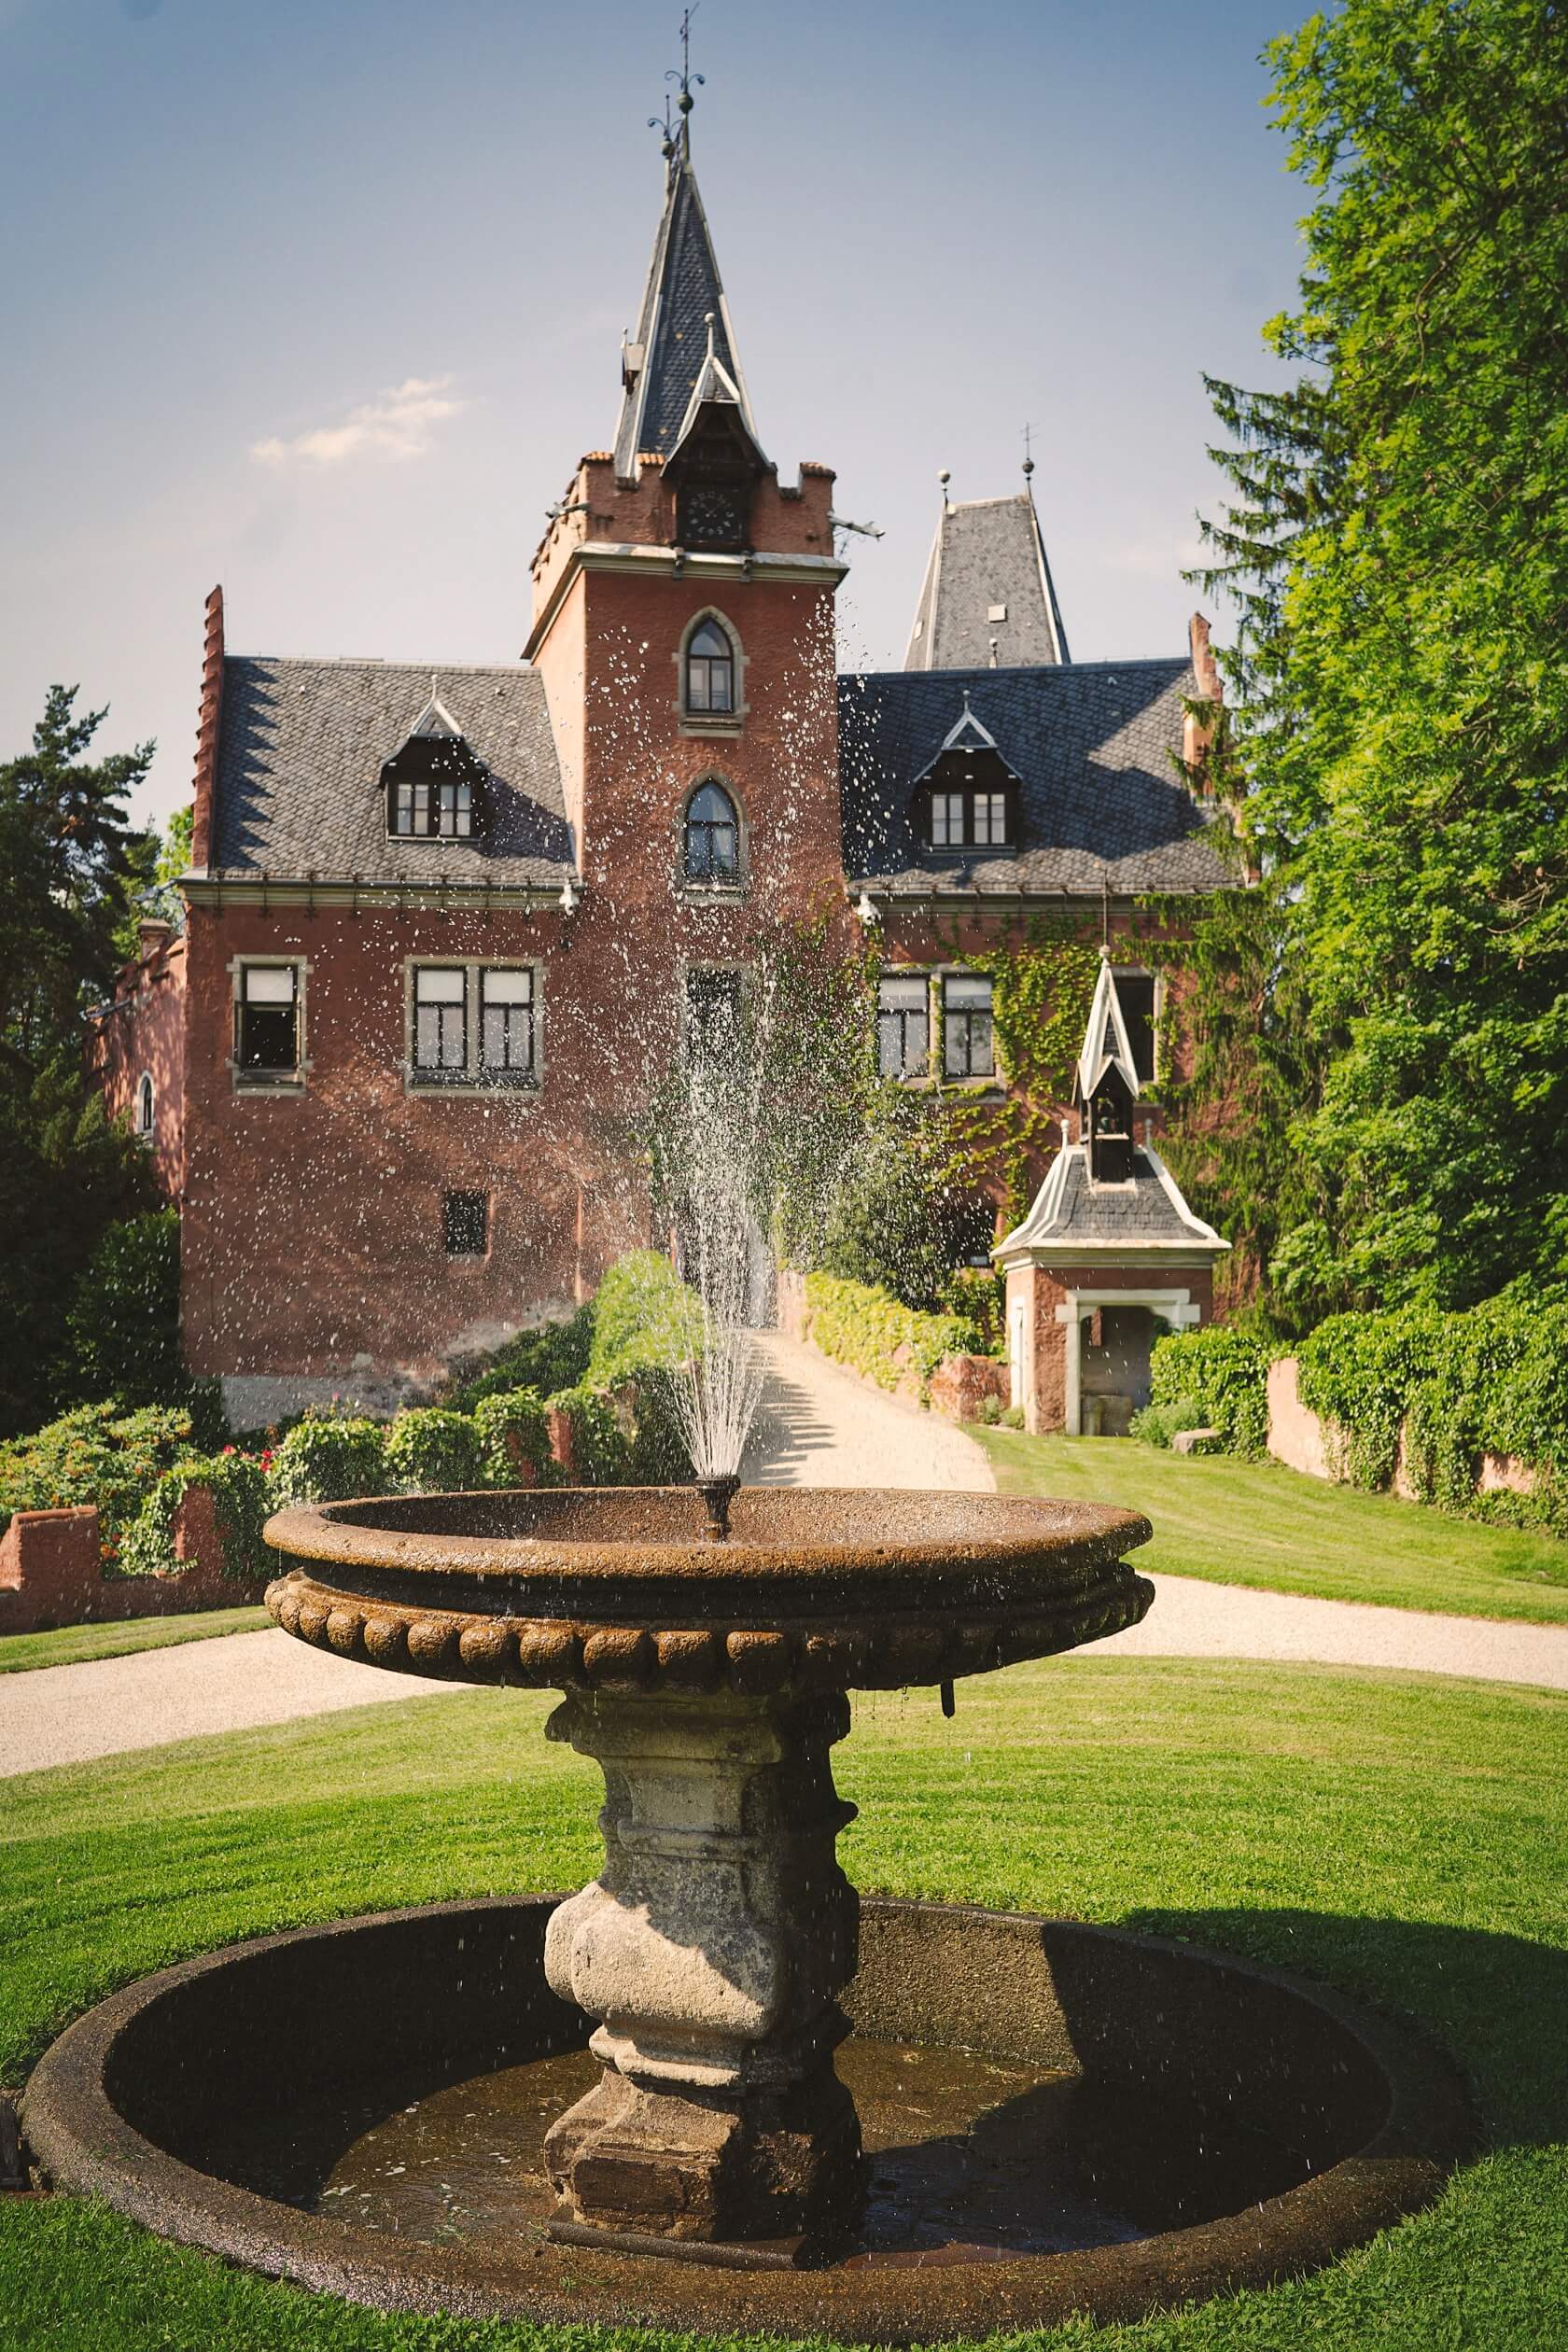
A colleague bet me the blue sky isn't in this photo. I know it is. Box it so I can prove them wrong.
[1,0,1306,828]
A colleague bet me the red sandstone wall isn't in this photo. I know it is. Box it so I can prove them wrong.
[0,1491,262,1636]
[86,934,188,1199]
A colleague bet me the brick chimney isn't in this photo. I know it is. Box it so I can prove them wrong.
[1182,611,1224,784]
[190,584,224,870]
[137,918,174,962]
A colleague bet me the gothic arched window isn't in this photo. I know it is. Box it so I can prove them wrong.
[684,620,735,716]
[684,780,740,884]
[136,1073,154,1136]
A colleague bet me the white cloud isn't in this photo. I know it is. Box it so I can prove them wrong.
[1103,536,1210,581]
[251,376,464,469]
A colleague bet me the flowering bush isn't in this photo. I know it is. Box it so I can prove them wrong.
[0,1401,204,1555]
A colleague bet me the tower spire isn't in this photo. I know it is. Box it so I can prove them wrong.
[615,24,758,481]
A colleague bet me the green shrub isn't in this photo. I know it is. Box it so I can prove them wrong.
[384,1407,484,1495]
[471,1387,552,1488]
[936,1266,1007,1358]
[446,1309,593,1413]
[623,1375,693,1485]
[267,1413,387,1505]
[587,1251,704,1386]
[803,1273,973,1400]
[0,1400,205,1557]
[1148,1327,1276,1459]
[1000,1403,1025,1430]
[119,1451,273,1582]
[59,1209,185,1411]
[1294,1292,1568,1535]
[1130,1394,1209,1450]
[543,1386,629,1484]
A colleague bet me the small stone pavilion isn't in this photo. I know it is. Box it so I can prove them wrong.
[996,957,1228,1435]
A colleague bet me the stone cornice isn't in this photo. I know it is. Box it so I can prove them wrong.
[525,542,848,662]
[182,875,570,914]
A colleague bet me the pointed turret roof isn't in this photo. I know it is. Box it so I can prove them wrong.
[613,145,760,480]
[904,469,1070,670]
[1076,952,1142,1102]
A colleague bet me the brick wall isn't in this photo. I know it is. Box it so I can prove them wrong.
[0,1489,263,1637]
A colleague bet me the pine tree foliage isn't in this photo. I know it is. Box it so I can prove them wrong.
[1188,0,1568,1319]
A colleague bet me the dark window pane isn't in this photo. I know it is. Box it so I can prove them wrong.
[687,968,743,1062]
[443,1192,488,1255]
[1113,972,1157,1084]
[685,783,740,881]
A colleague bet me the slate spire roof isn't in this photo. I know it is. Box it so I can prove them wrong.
[904,469,1071,670]
[613,143,760,480]
[1076,952,1143,1101]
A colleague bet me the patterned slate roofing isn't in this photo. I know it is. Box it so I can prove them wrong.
[613,160,756,477]
[1047,1151,1197,1242]
[838,660,1239,896]
[208,657,571,885]
[905,493,1070,669]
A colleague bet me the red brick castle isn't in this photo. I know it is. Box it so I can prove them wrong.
[91,107,1237,1433]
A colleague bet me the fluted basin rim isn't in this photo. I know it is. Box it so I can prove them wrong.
[264,1486,1152,1591]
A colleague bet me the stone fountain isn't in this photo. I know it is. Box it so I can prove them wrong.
[259,1483,1154,2258]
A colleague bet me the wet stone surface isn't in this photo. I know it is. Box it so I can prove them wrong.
[203,2037,1316,2268]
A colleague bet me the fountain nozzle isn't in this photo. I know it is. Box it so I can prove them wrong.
[695,1475,741,1541]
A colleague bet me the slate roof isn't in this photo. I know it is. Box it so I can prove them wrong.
[208,657,572,886]
[905,493,1069,670]
[996,1142,1229,1259]
[613,158,758,477]
[838,661,1239,896]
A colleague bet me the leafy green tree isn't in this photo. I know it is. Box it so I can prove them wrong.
[1190,0,1568,1319]
[0,689,161,1435]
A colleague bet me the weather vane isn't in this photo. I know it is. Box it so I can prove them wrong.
[1022,421,1038,478]
[650,7,704,160]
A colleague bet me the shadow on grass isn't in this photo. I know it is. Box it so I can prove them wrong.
[1123,1907,1568,2149]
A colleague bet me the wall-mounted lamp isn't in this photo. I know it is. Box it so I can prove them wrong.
[558,876,581,915]
[854,891,881,926]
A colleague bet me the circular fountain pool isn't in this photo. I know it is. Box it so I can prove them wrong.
[22,1896,1467,2339]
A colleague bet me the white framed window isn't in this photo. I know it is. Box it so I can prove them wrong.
[407,961,539,1094]
[972,790,1009,846]
[877,974,930,1079]
[231,959,306,1091]
[943,974,995,1081]
[931,791,966,848]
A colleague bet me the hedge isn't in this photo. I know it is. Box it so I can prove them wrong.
[1146,1327,1276,1460]
[471,1388,552,1487]
[383,1408,485,1495]
[266,1416,388,1506]
[802,1273,980,1400]
[0,1402,207,1559]
[1297,1293,1568,1533]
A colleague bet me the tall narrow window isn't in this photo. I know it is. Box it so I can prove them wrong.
[234,963,301,1085]
[685,620,735,714]
[136,1074,154,1136]
[413,968,468,1077]
[1113,969,1157,1084]
[684,781,740,883]
[481,967,535,1079]
[442,1191,488,1256]
[687,968,743,1065]
[436,776,472,837]
[878,975,930,1079]
[944,975,995,1080]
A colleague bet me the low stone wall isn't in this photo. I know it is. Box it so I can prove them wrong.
[1267,1356,1537,1503]
[928,1354,1010,1423]
[0,1489,265,1637]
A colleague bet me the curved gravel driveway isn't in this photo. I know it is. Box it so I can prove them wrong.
[5,1330,1564,1779]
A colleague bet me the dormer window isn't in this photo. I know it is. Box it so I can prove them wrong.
[913,698,1020,855]
[686,621,735,714]
[382,693,484,841]
[684,780,741,885]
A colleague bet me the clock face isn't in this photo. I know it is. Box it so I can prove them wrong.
[681,485,747,549]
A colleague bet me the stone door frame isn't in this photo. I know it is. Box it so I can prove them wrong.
[1054,1286,1201,1437]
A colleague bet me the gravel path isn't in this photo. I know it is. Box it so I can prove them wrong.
[6,1331,1564,1778]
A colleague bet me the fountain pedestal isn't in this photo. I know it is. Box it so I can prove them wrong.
[541,1686,862,2247]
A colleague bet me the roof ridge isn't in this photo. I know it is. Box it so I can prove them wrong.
[843,656,1191,683]
[227,654,538,678]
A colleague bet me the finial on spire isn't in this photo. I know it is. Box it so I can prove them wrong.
[1022,420,1036,479]
[704,310,717,361]
[939,467,951,507]
[654,6,702,161]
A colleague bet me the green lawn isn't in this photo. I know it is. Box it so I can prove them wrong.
[977,1425,1568,1625]
[0,1602,269,1674]
[4,1658,1567,2348]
